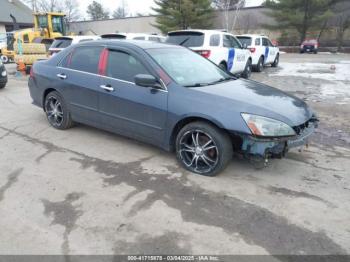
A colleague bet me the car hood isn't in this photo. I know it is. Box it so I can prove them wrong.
[193,79,313,126]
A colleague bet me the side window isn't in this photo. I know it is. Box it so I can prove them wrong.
[133,37,145,40]
[255,38,261,46]
[223,35,232,48]
[62,46,103,74]
[23,34,29,43]
[267,39,274,47]
[231,36,242,48]
[79,39,93,43]
[209,34,220,46]
[149,37,160,42]
[106,50,149,83]
[262,38,269,46]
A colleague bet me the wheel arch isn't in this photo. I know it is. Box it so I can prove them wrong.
[169,115,227,152]
[42,88,57,111]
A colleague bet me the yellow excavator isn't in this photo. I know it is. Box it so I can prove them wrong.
[0,12,66,68]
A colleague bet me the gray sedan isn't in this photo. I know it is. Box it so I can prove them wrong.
[28,40,318,176]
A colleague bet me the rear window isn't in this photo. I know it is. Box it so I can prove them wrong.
[51,38,73,49]
[166,32,204,47]
[149,36,161,42]
[237,36,252,46]
[303,39,318,44]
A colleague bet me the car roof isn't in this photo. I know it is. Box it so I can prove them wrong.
[168,29,229,35]
[55,35,100,40]
[80,39,178,50]
[236,34,268,38]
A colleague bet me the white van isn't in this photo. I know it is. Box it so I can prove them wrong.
[49,35,101,56]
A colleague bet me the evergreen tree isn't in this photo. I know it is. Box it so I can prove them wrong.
[265,0,342,43]
[152,0,214,34]
[87,1,110,20]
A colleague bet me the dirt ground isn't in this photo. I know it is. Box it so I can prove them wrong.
[0,53,349,257]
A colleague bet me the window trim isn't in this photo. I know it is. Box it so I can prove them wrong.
[57,45,168,92]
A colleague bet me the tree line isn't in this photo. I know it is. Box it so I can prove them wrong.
[21,0,349,48]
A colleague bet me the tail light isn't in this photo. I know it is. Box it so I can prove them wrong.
[249,47,256,53]
[196,50,211,58]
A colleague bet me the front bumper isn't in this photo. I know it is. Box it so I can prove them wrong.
[241,121,317,158]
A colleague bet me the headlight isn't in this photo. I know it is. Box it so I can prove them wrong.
[241,113,296,137]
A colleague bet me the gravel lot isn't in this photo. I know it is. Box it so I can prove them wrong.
[0,53,349,256]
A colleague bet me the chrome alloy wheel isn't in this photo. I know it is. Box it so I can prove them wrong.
[45,96,64,127]
[179,130,219,174]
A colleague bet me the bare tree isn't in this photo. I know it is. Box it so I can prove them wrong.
[22,0,81,21]
[63,0,81,22]
[237,12,257,33]
[213,0,245,31]
[112,0,128,18]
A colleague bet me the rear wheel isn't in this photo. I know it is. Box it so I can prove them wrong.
[255,56,264,72]
[241,59,252,79]
[271,53,279,67]
[175,122,233,176]
[44,91,73,130]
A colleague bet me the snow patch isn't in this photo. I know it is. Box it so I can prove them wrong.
[272,62,350,81]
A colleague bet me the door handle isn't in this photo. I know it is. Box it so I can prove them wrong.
[57,73,67,80]
[100,85,114,92]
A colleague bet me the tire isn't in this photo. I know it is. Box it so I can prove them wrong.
[271,53,279,67]
[241,59,252,79]
[314,50,318,54]
[254,56,264,72]
[219,62,228,72]
[0,82,6,89]
[44,91,73,130]
[1,55,9,63]
[175,121,233,176]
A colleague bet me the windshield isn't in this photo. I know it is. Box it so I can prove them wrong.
[237,36,252,46]
[166,32,204,47]
[147,48,233,87]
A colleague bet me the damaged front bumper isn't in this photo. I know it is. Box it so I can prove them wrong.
[240,121,317,160]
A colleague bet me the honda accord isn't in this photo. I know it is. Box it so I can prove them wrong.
[28,40,318,176]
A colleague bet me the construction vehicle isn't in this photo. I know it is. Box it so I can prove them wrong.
[0,12,66,68]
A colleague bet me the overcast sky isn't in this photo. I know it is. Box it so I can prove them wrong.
[77,0,264,20]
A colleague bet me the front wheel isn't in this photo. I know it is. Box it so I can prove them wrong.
[241,59,252,79]
[219,62,228,72]
[176,122,233,176]
[44,91,73,130]
[1,55,9,64]
[271,54,279,67]
[0,82,6,89]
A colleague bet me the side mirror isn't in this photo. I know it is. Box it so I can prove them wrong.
[242,43,248,49]
[135,74,161,88]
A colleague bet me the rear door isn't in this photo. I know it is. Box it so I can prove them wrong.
[262,37,273,64]
[223,34,246,74]
[57,45,103,124]
[98,47,168,146]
